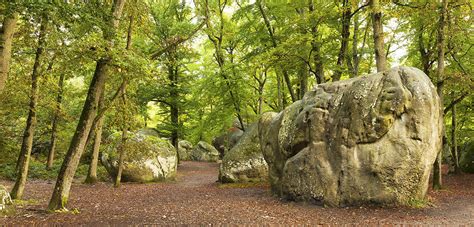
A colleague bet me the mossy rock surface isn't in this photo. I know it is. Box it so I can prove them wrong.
[178,140,193,161]
[260,67,442,207]
[190,141,220,162]
[219,123,269,183]
[101,128,178,182]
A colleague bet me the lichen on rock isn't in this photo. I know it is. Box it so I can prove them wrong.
[259,67,442,207]
[190,141,220,162]
[101,128,178,182]
[219,123,270,183]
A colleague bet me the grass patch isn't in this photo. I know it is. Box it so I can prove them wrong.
[407,198,433,208]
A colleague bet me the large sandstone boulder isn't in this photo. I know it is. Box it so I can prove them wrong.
[219,122,273,183]
[101,128,178,182]
[460,141,474,173]
[191,141,220,162]
[178,140,193,161]
[259,67,442,207]
[0,185,12,211]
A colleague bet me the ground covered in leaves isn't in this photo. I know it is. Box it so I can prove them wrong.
[1,161,473,225]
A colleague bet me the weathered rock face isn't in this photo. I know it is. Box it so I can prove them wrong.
[191,141,220,162]
[0,185,12,211]
[260,67,442,207]
[101,129,178,182]
[460,141,474,173]
[178,140,193,161]
[212,128,244,159]
[219,122,273,183]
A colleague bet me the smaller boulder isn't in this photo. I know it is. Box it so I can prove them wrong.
[460,141,474,173]
[0,185,12,211]
[178,140,193,161]
[219,122,269,183]
[191,141,220,162]
[101,129,178,182]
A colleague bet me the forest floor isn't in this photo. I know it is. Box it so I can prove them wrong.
[1,161,473,225]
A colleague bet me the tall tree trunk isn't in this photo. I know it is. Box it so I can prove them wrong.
[48,0,126,211]
[348,13,360,78]
[11,16,47,200]
[46,73,65,170]
[451,104,460,173]
[256,0,296,102]
[433,0,448,190]
[170,65,179,150]
[333,0,351,81]
[84,92,105,184]
[370,0,387,72]
[0,11,18,93]
[308,0,325,84]
[298,62,308,99]
[114,83,128,188]
[114,15,133,187]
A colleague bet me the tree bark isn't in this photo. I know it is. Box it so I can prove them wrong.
[11,15,47,200]
[333,0,351,81]
[0,11,18,93]
[370,0,387,72]
[46,73,65,170]
[48,0,126,211]
[114,83,129,188]
[433,0,448,190]
[114,15,133,187]
[308,0,325,84]
[298,62,308,99]
[451,104,460,174]
[349,13,360,78]
[84,92,105,184]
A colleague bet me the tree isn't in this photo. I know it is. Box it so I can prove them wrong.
[0,6,18,93]
[370,0,387,72]
[48,0,126,211]
[11,12,48,200]
[432,0,448,190]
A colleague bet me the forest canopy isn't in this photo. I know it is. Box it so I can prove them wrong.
[0,0,472,211]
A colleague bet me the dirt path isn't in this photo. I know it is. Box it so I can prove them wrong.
[1,161,473,225]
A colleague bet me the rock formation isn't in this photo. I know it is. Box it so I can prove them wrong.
[191,141,220,162]
[178,140,193,161]
[219,122,272,183]
[259,67,442,207]
[101,129,177,182]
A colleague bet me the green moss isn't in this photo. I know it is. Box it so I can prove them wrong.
[407,197,432,208]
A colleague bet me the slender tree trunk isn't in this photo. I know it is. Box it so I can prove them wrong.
[114,15,133,187]
[451,104,460,173]
[349,13,360,78]
[256,0,296,102]
[309,0,325,84]
[0,12,18,93]
[433,0,448,190]
[11,16,47,200]
[114,83,128,188]
[46,73,65,169]
[298,62,308,99]
[370,0,387,72]
[170,65,179,150]
[48,0,126,211]
[333,0,351,81]
[84,92,105,184]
